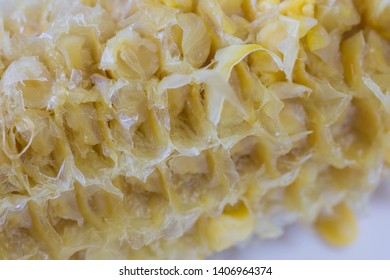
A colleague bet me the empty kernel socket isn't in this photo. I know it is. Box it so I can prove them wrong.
[0,0,390,259]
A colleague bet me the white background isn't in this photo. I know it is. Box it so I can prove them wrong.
[211,180,390,260]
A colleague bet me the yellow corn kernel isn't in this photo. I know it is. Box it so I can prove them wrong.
[315,203,357,246]
[284,163,317,210]
[217,0,243,16]
[162,0,193,12]
[281,0,315,17]
[306,25,330,52]
[57,35,86,70]
[341,31,365,88]
[279,104,305,135]
[28,201,63,259]
[206,201,254,252]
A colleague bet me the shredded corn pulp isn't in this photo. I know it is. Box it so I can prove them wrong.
[0,0,390,259]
